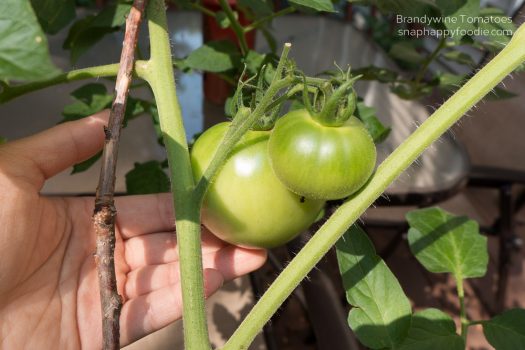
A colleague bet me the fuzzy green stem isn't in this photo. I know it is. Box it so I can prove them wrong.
[243,7,296,33]
[194,44,293,203]
[0,63,150,104]
[456,275,468,341]
[144,1,210,349]
[221,23,525,350]
[218,0,249,55]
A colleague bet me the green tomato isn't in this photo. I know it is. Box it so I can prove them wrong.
[268,109,377,200]
[191,122,325,249]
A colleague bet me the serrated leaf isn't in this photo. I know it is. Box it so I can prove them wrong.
[125,161,171,195]
[398,309,465,350]
[72,151,102,174]
[336,225,412,349]
[355,102,390,144]
[31,0,76,34]
[62,83,113,120]
[0,0,61,82]
[442,50,475,66]
[483,309,525,350]
[288,0,334,13]
[185,41,242,73]
[63,3,131,63]
[352,66,398,83]
[389,42,425,64]
[407,207,488,279]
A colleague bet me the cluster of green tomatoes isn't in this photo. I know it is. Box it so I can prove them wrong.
[191,74,378,248]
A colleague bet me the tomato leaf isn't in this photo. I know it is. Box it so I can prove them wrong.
[477,7,515,49]
[288,0,334,13]
[238,0,274,18]
[185,41,242,73]
[62,83,114,121]
[389,42,425,65]
[355,102,390,144]
[0,0,61,82]
[72,151,102,174]
[398,309,465,350]
[483,309,525,349]
[437,0,479,38]
[125,161,171,195]
[63,3,131,63]
[30,0,76,34]
[406,207,488,279]
[347,0,434,17]
[336,225,412,349]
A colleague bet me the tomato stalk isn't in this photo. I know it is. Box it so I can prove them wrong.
[141,1,210,349]
[193,43,294,204]
[221,23,525,350]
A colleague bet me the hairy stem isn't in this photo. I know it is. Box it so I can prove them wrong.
[221,23,525,350]
[144,1,210,349]
[93,1,147,349]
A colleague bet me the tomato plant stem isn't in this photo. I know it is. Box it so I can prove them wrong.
[193,43,293,204]
[243,7,296,33]
[456,275,468,342]
[0,62,147,104]
[218,0,249,55]
[221,23,525,350]
[144,1,210,349]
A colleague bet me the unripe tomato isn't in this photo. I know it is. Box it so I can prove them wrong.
[268,109,376,200]
[191,122,325,249]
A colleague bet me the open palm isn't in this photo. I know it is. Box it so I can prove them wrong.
[0,111,266,349]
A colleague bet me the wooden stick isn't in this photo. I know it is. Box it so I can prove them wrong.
[93,1,147,349]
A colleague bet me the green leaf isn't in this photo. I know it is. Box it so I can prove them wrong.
[72,151,102,174]
[125,161,171,195]
[0,0,61,82]
[348,0,434,17]
[62,83,113,120]
[336,225,412,349]
[437,0,479,37]
[238,0,273,18]
[389,42,425,64]
[244,50,268,75]
[288,0,334,13]
[483,309,525,350]
[391,82,433,100]
[355,102,390,144]
[30,0,76,34]
[442,50,475,66]
[398,309,465,350]
[352,66,398,83]
[406,207,488,279]
[477,7,515,49]
[185,41,242,73]
[63,3,131,63]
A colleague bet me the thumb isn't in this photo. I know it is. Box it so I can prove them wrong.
[0,110,109,189]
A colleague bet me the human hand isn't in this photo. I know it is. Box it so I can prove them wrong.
[0,111,267,349]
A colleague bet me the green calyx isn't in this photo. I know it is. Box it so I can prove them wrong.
[303,73,360,127]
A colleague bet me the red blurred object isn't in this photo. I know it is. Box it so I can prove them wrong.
[202,0,256,104]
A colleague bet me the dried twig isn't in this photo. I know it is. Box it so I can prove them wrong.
[93,1,147,349]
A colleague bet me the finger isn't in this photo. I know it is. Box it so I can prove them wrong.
[125,246,267,299]
[124,230,226,270]
[0,110,109,188]
[115,193,175,238]
[120,268,223,346]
